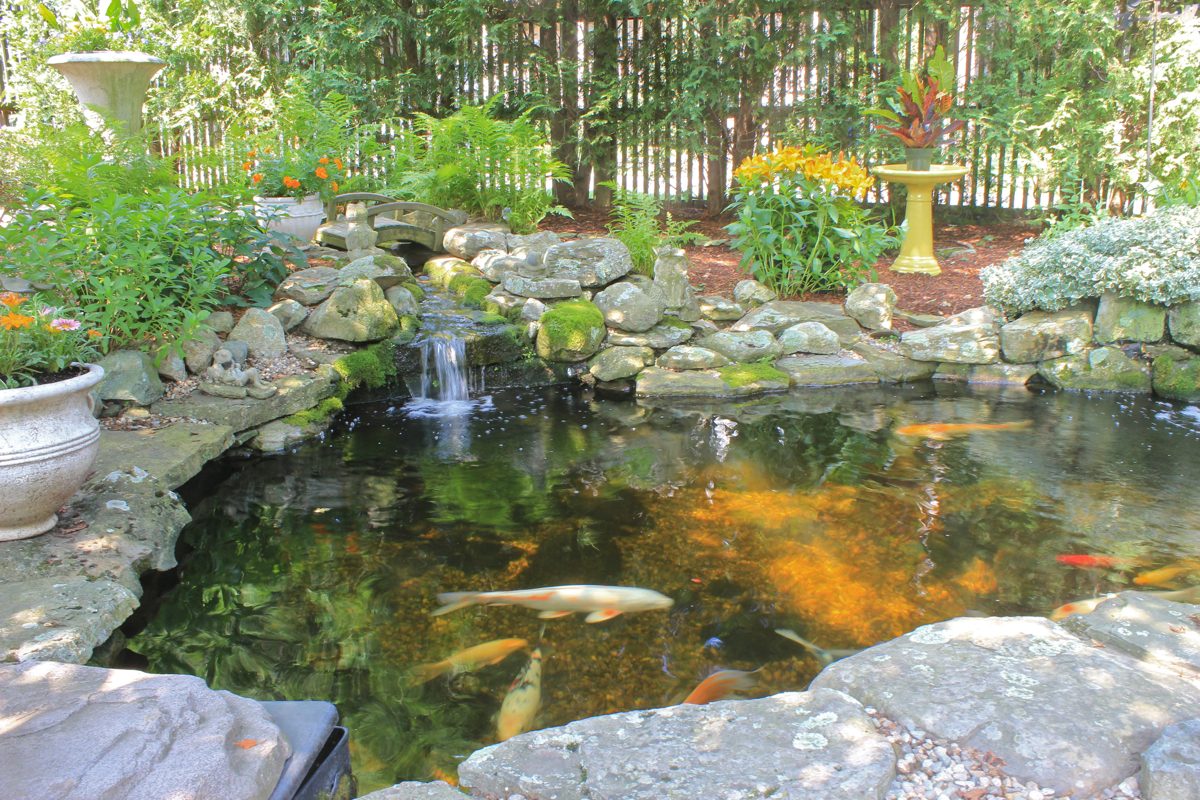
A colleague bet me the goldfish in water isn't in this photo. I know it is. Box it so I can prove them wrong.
[682,669,758,705]
[411,638,529,684]
[1049,586,1200,621]
[497,647,543,741]
[1056,554,1125,570]
[894,420,1032,440]
[775,628,862,666]
[432,585,674,623]
[1133,561,1200,587]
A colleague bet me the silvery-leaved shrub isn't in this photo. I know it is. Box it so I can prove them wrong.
[981,205,1200,313]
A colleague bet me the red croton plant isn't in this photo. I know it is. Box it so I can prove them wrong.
[866,45,965,149]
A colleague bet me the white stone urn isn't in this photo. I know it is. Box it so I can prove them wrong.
[254,194,326,244]
[47,51,165,137]
[0,364,104,540]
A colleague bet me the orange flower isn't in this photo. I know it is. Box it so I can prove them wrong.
[87,329,103,338]
[242,161,253,171]
[282,176,301,190]
[314,167,329,180]
[247,149,257,158]
[331,181,339,193]
[252,173,264,184]
[318,157,330,165]
[333,158,343,170]
[0,313,34,330]
[0,292,24,308]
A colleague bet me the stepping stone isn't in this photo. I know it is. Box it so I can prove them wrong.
[1061,591,1200,677]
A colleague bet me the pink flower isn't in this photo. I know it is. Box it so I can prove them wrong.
[50,318,81,332]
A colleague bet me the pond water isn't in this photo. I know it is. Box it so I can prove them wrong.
[126,383,1200,792]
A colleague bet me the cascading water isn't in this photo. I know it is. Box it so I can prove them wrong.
[418,335,470,403]
[403,281,494,421]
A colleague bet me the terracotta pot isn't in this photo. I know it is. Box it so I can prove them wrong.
[255,194,326,244]
[0,364,104,540]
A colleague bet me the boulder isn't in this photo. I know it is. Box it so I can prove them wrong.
[384,285,420,318]
[520,298,547,322]
[302,279,400,342]
[1168,301,1200,349]
[850,342,937,383]
[1152,351,1200,401]
[656,345,730,370]
[96,350,164,404]
[811,616,1200,797]
[443,225,508,260]
[0,660,288,800]
[358,782,467,800]
[588,346,655,381]
[222,339,249,365]
[457,690,895,800]
[899,307,1002,364]
[652,247,694,308]
[542,237,634,288]
[779,321,840,355]
[154,347,187,382]
[894,309,945,328]
[274,266,340,305]
[606,319,694,349]
[481,289,524,319]
[1060,592,1200,678]
[506,231,562,261]
[502,274,584,299]
[473,249,527,282]
[934,362,1039,386]
[695,329,781,362]
[1141,719,1200,800]
[844,283,896,331]
[776,354,877,387]
[203,310,234,334]
[636,366,777,397]
[1000,306,1094,363]
[535,300,606,361]
[1094,292,1166,343]
[423,256,480,290]
[697,295,744,321]
[730,300,853,334]
[339,254,412,288]
[183,328,223,374]
[1039,346,1152,392]
[267,299,308,332]
[229,307,287,359]
[594,281,666,332]
[733,279,777,309]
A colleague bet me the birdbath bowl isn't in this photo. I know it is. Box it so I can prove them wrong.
[872,164,969,276]
[48,51,165,138]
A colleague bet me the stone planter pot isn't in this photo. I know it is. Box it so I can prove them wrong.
[255,194,326,244]
[904,147,937,171]
[47,51,165,138]
[0,364,104,541]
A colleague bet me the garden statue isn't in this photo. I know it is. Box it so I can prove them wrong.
[199,349,278,399]
[344,202,384,261]
[652,246,701,322]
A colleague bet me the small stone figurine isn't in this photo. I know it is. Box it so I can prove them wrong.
[344,202,384,261]
[199,349,278,399]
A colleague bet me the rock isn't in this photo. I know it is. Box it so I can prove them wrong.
[267,299,308,332]
[733,279,777,309]
[443,225,508,260]
[222,340,249,365]
[812,615,1200,797]
[606,319,694,349]
[656,345,730,370]
[696,330,782,362]
[302,279,400,342]
[0,661,288,800]
[506,231,562,261]
[473,249,527,282]
[96,350,164,404]
[697,294,744,321]
[594,280,666,332]
[636,365,788,397]
[1168,301,1200,349]
[183,327,223,375]
[274,266,340,305]
[850,342,937,383]
[1152,351,1200,401]
[844,283,897,331]
[542,237,634,288]
[518,298,546,322]
[589,346,655,381]
[776,354,877,386]
[481,288,524,319]
[340,254,412,288]
[423,256,481,290]
[731,299,852,333]
[203,310,234,334]
[652,247,695,308]
[1000,306,1094,363]
[249,418,326,454]
[1141,719,1200,800]
[151,368,339,433]
[229,307,287,359]
[358,782,468,800]
[384,285,420,318]
[154,347,187,382]
[457,690,895,800]
[535,300,607,361]
[899,306,1002,364]
[1061,591,1200,677]
[503,274,584,299]
[779,321,841,355]
[1039,346,1152,392]
[894,309,945,328]
[934,362,1039,385]
[1094,292,1166,343]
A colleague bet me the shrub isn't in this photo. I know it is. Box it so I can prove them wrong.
[725,146,894,296]
[602,184,704,275]
[981,205,1200,313]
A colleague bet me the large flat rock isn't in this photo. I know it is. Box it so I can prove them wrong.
[457,689,895,800]
[811,616,1200,796]
[151,368,339,432]
[731,300,863,343]
[776,354,877,386]
[1061,591,1200,678]
[93,422,234,490]
[358,782,468,800]
[0,661,289,800]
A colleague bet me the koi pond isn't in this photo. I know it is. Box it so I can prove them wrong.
[124,383,1200,792]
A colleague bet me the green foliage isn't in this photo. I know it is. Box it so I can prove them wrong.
[332,340,398,398]
[538,300,604,346]
[981,205,1200,313]
[386,100,570,234]
[865,45,964,149]
[602,183,704,275]
[283,396,344,428]
[448,274,493,309]
[0,293,100,387]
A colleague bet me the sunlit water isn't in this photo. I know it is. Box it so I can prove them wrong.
[126,383,1200,791]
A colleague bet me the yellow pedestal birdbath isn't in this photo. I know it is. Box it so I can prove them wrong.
[872,164,969,276]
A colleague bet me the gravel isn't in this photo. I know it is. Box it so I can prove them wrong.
[871,710,1143,800]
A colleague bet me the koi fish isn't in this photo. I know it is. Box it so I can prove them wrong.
[682,669,758,705]
[775,628,862,666]
[1056,554,1124,570]
[1049,586,1200,621]
[411,638,529,684]
[497,647,542,741]
[1134,561,1200,587]
[432,585,674,623]
[894,420,1032,440]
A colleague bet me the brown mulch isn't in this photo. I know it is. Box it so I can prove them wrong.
[540,207,1037,319]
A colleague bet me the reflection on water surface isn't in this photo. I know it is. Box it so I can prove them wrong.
[127,384,1200,791]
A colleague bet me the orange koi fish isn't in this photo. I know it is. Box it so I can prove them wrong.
[894,420,1033,440]
[497,647,543,741]
[682,669,758,705]
[1133,561,1200,587]
[411,638,529,684]
[432,585,674,623]
[1049,586,1200,621]
[1056,554,1124,570]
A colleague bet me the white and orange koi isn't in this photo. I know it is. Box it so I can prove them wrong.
[1049,586,1200,621]
[410,638,529,684]
[432,585,674,623]
[497,647,543,741]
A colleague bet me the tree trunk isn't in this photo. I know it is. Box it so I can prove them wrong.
[706,111,728,217]
[588,8,618,210]
[553,0,582,207]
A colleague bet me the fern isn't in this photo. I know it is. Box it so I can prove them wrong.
[604,183,703,274]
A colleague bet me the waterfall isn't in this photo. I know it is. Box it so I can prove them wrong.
[418,334,470,402]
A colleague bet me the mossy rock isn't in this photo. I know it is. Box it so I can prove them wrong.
[401,280,425,303]
[331,340,398,400]
[449,274,494,308]
[282,395,345,428]
[467,324,528,366]
[536,300,606,362]
[1152,353,1200,401]
[718,362,790,389]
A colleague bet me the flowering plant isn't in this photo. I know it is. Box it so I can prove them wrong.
[242,147,347,201]
[865,46,964,149]
[726,146,894,295]
[0,292,100,388]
